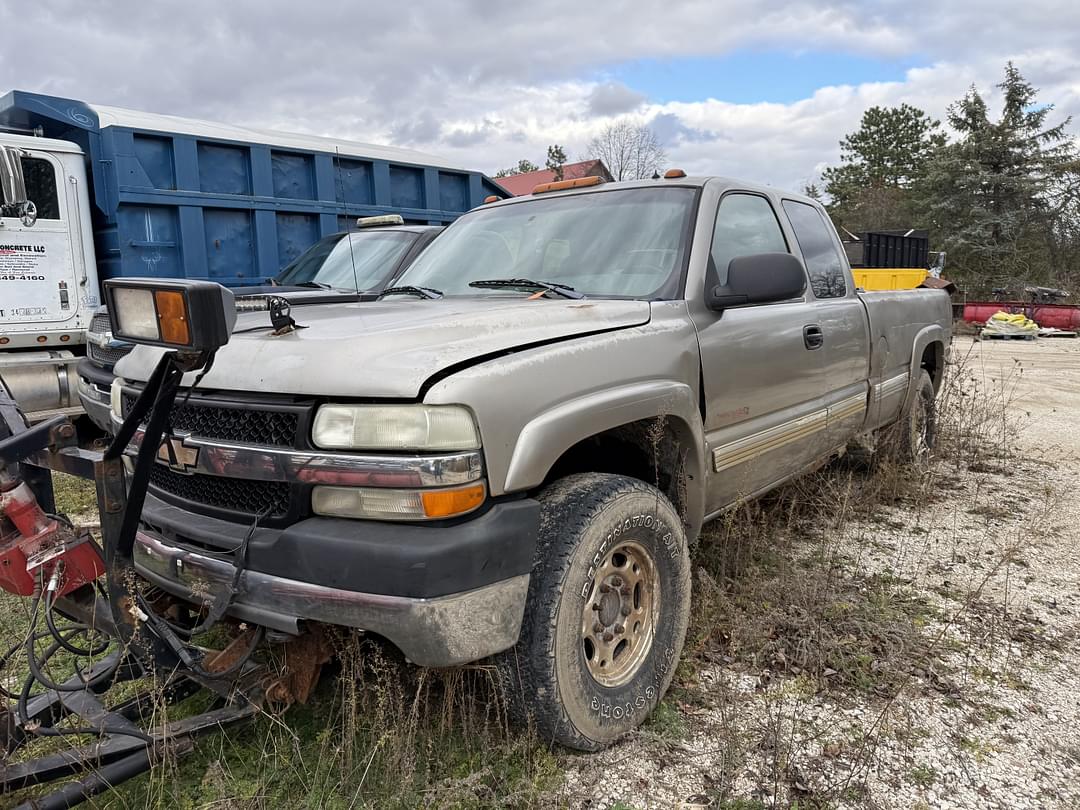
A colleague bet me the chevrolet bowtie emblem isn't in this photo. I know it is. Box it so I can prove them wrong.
[157,435,200,474]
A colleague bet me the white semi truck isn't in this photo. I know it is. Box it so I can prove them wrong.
[0,132,100,422]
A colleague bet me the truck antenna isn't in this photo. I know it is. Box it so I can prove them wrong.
[334,147,363,295]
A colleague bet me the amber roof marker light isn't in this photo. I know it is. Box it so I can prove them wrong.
[532,175,605,195]
[664,169,687,179]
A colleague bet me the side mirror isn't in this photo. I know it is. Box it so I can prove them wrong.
[707,252,807,310]
[0,146,37,227]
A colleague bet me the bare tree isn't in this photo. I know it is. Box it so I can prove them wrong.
[585,120,667,181]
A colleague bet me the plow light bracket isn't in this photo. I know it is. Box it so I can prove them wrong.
[104,278,236,353]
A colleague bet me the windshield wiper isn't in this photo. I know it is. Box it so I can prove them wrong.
[288,280,336,290]
[468,278,585,299]
[378,285,444,300]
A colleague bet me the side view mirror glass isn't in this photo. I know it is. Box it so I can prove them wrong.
[707,252,807,310]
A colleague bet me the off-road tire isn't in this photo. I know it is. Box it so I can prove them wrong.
[893,369,937,467]
[498,473,691,751]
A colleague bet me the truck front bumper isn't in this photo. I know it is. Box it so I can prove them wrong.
[133,493,539,666]
[75,358,114,433]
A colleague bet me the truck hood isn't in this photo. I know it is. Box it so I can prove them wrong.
[115,298,650,399]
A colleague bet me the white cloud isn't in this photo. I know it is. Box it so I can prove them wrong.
[587,82,647,117]
[2,1,1079,190]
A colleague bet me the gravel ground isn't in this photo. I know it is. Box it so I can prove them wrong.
[550,335,1080,809]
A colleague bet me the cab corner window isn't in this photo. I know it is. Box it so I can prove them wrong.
[781,200,847,299]
[708,194,788,289]
[20,157,61,221]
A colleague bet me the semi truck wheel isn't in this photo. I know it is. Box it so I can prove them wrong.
[897,369,937,467]
[499,473,691,751]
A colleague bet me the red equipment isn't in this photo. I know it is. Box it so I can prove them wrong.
[962,301,1080,331]
[0,474,105,597]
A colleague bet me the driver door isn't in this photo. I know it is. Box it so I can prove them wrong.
[0,150,78,330]
[690,191,832,512]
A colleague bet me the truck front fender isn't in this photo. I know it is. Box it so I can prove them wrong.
[503,380,706,537]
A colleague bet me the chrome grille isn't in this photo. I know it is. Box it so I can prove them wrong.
[125,389,312,525]
[88,341,132,367]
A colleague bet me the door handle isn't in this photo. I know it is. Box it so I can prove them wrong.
[803,324,824,350]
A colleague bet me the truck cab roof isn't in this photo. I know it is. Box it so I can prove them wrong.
[0,130,85,154]
[483,175,819,209]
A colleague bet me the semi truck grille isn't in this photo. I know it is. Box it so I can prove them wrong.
[148,465,292,520]
[88,341,132,367]
[122,394,300,447]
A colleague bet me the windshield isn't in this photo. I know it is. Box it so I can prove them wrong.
[274,231,416,291]
[393,187,696,298]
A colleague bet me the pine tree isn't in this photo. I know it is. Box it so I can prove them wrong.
[822,104,945,229]
[494,159,540,178]
[918,62,1078,283]
[546,145,568,181]
[820,105,941,209]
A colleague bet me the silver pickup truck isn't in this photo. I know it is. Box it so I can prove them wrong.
[112,175,951,750]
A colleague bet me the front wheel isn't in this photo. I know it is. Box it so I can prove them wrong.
[498,473,691,751]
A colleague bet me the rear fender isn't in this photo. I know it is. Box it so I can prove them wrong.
[907,325,948,401]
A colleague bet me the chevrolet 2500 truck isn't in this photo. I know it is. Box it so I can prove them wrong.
[110,174,951,750]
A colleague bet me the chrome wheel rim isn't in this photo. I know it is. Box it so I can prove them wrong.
[580,540,658,687]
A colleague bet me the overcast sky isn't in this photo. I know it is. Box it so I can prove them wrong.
[3,1,1079,190]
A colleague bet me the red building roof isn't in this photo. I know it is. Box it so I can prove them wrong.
[494,159,612,196]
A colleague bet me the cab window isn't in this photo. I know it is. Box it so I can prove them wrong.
[707,193,788,289]
[21,157,61,220]
[782,200,847,298]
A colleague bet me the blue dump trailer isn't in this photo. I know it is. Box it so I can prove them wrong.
[0,90,505,418]
[1,90,505,287]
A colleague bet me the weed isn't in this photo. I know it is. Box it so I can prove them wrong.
[907,764,938,788]
[642,695,687,740]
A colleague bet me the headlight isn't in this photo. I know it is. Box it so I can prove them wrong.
[312,404,480,451]
[111,287,159,340]
[312,482,486,520]
[110,378,124,420]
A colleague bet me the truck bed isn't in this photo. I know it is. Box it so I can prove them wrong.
[858,287,952,426]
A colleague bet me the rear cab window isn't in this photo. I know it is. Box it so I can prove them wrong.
[781,200,847,298]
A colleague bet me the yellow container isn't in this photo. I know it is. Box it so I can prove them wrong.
[852,268,929,291]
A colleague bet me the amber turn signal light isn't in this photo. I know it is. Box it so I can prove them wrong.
[421,483,487,518]
[154,290,191,345]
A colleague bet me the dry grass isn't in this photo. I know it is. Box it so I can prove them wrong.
[630,347,1049,807]
[4,346,1047,809]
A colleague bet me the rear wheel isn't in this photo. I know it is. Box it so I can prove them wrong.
[895,369,937,468]
[499,473,691,751]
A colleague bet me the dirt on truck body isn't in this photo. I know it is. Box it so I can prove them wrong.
[108,175,950,748]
